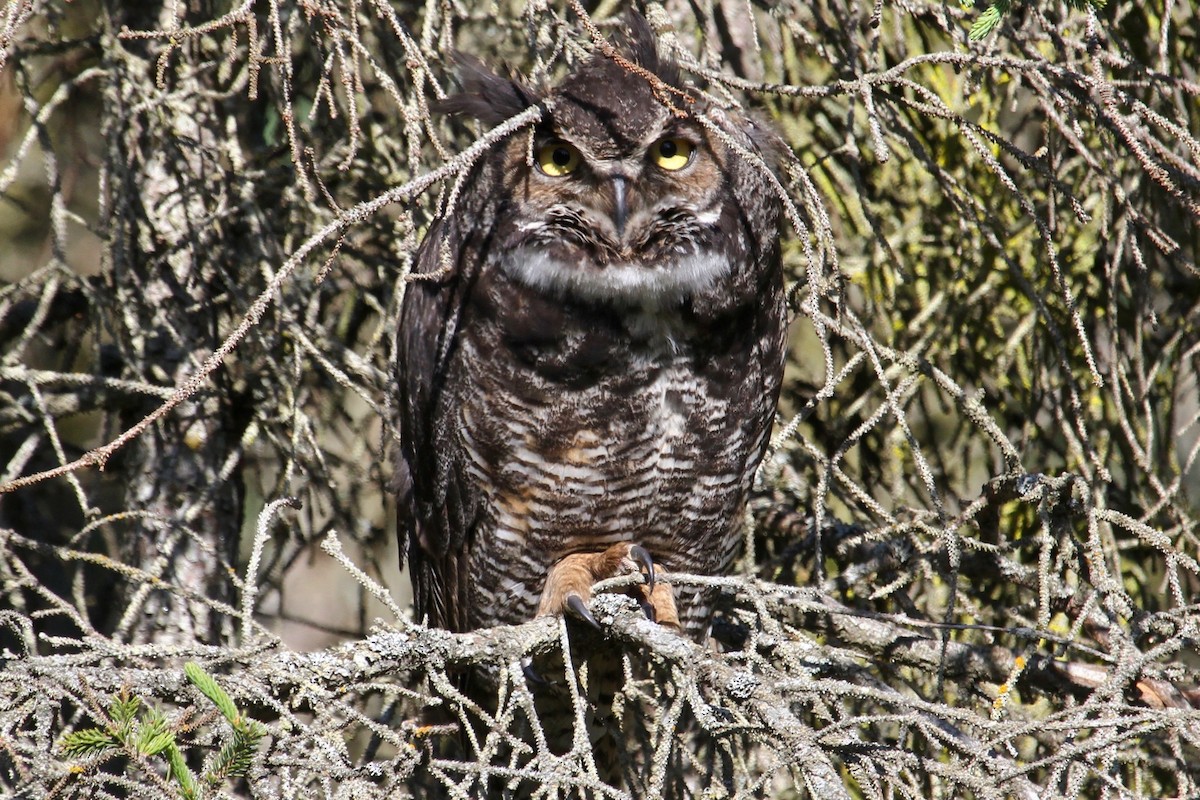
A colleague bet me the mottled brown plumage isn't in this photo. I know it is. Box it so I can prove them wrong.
[395,17,786,643]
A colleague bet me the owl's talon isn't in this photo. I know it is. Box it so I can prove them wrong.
[566,593,602,630]
[522,659,548,686]
[629,544,655,590]
[539,543,676,631]
[646,581,681,631]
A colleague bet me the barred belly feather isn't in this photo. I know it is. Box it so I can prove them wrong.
[451,258,777,636]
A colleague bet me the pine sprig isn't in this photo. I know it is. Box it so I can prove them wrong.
[57,671,266,798]
[969,0,1011,40]
[59,727,119,758]
[185,662,266,785]
[135,707,176,757]
[165,740,199,800]
[207,725,261,784]
[969,0,1106,40]
[109,690,141,739]
[184,661,240,725]
[59,690,145,759]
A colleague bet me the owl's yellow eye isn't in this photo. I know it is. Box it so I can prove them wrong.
[536,140,581,176]
[652,137,695,171]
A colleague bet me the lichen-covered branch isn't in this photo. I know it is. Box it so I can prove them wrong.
[1,0,1198,797]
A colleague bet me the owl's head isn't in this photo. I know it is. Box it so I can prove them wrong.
[440,16,783,308]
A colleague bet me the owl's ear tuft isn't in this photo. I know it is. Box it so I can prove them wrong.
[436,55,539,126]
[743,114,791,174]
[613,10,682,88]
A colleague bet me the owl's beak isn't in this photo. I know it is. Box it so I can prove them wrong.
[611,176,629,238]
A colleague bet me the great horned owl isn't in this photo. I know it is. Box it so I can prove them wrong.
[395,18,786,642]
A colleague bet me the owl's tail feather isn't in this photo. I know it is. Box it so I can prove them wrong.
[530,627,639,792]
[435,615,697,798]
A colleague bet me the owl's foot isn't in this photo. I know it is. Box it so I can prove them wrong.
[641,580,680,629]
[537,543,680,631]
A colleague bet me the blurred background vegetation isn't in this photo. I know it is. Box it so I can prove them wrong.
[1,0,1198,797]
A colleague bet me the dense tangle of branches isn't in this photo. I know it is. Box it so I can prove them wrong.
[1,0,1198,797]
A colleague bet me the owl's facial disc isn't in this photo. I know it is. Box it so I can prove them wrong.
[501,124,728,306]
[532,134,705,252]
[502,175,729,305]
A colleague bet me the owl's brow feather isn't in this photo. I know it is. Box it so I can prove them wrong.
[566,0,695,118]
[603,52,694,119]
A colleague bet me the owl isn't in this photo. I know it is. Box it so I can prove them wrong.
[395,17,787,643]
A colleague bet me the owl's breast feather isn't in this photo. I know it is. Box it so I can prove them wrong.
[499,245,731,308]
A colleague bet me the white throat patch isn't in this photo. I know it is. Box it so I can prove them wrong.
[500,247,730,306]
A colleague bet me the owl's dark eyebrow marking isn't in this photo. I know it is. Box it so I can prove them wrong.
[555,93,647,151]
[534,124,569,142]
[657,122,701,142]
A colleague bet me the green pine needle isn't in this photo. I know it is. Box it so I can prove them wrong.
[231,724,264,775]
[207,714,265,781]
[184,661,267,785]
[109,691,141,740]
[135,708,176,757]
[165,740,199,800]
[969,1,1010,40]
[208,735,255,783]
[60,728,118,758]
[971,0,1105,39]
[184,662,240,725]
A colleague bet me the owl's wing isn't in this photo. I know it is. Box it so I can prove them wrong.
[396,203,487,633]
